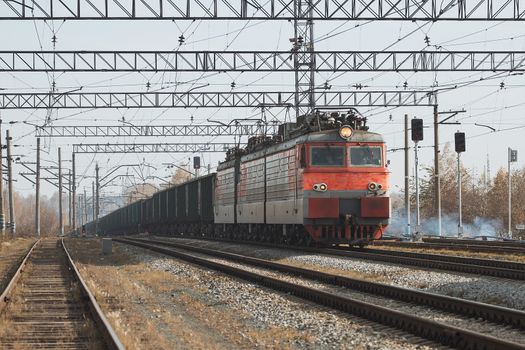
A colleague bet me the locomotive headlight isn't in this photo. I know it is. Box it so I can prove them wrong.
[313,183,328,192]
[339,125,353,140]
[368,182,383,192]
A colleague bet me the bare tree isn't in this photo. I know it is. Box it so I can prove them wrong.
[170,165,192,185]
[124,183,159,204]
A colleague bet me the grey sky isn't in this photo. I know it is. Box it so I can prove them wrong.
[0,16,524,198]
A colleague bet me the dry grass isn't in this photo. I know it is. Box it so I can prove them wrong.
[65,238,313,349]
[0,244,103,349]
[0,238,35,293]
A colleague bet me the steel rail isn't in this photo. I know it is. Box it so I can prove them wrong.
[0,239,40,313]
[423,237,525,248]
[338,247,525,272]
[62,239,126,350]
[371,240,525,254]
[149,235,525,280]
[114,237,525,350]
[125,237,525,330]
[0,238,125,350]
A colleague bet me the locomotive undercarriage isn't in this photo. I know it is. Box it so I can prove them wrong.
[146,223,312,246]
[141,221,380,247]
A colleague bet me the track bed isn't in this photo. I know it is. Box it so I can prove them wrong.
[0,238,123,350]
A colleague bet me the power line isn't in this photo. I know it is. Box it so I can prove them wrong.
[0,90,437,109]
[35,123,277,138]
[2,0,524,20]
[2,50,524,72]
[73,143,245,154]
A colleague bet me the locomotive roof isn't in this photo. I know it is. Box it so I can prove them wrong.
[218,128,384,169]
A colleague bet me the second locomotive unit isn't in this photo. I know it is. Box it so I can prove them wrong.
[93,110,390,246]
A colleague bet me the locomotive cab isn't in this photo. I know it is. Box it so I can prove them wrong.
[213,108,390,247]
[299,127,390,246]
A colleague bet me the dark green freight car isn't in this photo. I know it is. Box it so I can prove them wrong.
[91,173,216,236]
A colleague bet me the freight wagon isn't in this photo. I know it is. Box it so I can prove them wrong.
[83,110,391,246]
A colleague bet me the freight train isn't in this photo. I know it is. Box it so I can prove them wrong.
[83,110,390,246]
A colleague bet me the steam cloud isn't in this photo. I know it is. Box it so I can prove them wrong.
[386,212,503,238]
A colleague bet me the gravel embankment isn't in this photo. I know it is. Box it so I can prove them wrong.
[373,246,525,263]
[163,245,525,345]
[151,236,525,311]
[116,241,441,349]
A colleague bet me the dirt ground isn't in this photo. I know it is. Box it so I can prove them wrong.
[64,238,316,350]
[0,237,36,293]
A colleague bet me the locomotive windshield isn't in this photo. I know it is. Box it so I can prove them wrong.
[349,146,382,167]
[310,146,345,167]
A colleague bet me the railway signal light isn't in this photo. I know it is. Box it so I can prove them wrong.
[510,149,518,162]
[411,118,423,142]
[193,156,201,170]
[455,132,466,153]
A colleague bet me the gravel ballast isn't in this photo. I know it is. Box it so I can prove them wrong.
[117,241,441,349]
[150,236,525,311]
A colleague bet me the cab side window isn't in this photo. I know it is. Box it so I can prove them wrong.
[310,146,345,167]
[349,146,382,167]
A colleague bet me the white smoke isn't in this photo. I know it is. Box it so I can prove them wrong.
[386,212,503,238]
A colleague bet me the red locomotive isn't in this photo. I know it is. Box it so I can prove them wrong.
[214,109,390,246]
[92,110,390,246]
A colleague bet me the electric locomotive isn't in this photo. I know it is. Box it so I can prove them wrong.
[214,109,390,245]
[89,109,390,246]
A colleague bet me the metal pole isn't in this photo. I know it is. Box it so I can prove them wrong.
[404,114,411,237]
[91,184,94,222]
[414,141,420,235]
[293,0,300,120]
[307,1,315,114]
[457,153,463,236]
[95,164,99,235]
[79,194,83,227]
[0,120,4,236]
[508,147,512,238]
[68,170,72,229]
[6,130,15,237]
[35,137,40,236]
[58,147,63,236]
[72,152,76,230]
[84,188,88,225]
[433,104,442,236]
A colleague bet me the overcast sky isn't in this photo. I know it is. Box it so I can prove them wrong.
[0,12,524,200]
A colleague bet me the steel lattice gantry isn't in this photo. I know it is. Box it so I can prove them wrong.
[0,91,437,109]
[72,143,242,154]
[0,0,524,20]
[1,51,524,72]
[35,124,277,137]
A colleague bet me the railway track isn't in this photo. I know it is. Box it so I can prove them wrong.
[423,237,525,248]
[328,246,525,280]
[116,237,525,350]
[372,240,525,255]
[152,234,525,280]
[0,238,124,350]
